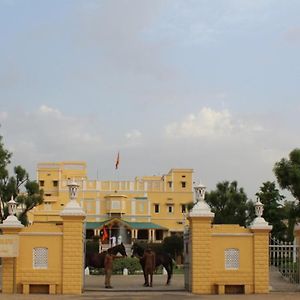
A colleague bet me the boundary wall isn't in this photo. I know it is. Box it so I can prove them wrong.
[186,186,272,295]
[0,180,85,295]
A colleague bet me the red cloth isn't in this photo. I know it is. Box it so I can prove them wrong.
[101,226,108,242]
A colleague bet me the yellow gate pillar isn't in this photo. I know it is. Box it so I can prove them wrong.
[60,180,86,295]
[249,199,272,293]
[0,197,24,294]
[187,185,214,294]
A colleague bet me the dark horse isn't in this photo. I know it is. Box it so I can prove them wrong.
[131,243,173,285]
[85,243,127,269]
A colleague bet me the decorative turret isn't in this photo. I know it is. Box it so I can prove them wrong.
[249,198,272,230]
[60,179,85,216]
[0,196,23,228]
[189,184,214,218]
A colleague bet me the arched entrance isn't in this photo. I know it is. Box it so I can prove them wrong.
[83,217,184,292]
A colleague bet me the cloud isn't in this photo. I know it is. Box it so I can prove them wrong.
[125,129,142,140]
[39,105,62,117]
[165,107,263,139]
[1,105,104,175]
[124,129,142,147]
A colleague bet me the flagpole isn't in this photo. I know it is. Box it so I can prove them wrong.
[115,151,120,187]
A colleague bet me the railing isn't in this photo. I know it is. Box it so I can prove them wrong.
[269,236,300,284]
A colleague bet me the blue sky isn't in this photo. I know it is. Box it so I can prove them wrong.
[0,0,300,200]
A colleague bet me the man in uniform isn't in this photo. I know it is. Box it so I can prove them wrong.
[142,247,156,287]
[104,249,123,288]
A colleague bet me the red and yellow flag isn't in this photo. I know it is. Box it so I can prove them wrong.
[115,151,120,169]
[101,226,108,242]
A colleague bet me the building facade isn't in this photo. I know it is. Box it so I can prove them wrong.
[33,161,193,244]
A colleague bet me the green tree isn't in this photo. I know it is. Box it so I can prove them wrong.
[0,134,43,225]
[162,235,183,260]
[274,148,300,202]
[282,200,298,242]
[273,148,300,232]
[205,181,254,226]
[255,181,286,240]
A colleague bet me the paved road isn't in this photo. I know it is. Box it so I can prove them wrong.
[0,270,300,299]
[0,290,300,300]
[84,274,184,291]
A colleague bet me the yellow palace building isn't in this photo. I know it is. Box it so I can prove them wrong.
[33,161,193,245]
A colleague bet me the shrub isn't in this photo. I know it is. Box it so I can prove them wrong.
[112,257,142,275]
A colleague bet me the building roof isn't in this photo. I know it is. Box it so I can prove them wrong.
[86,218,167,230]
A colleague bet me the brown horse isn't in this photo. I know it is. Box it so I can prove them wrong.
[86,243,127,269]
[131,243,173,285]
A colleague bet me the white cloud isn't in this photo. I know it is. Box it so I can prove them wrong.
[124,129,142,147]
[165,107,232,138]
[165,107,265,139]
[125,129,142,140]
[39,105,62,117]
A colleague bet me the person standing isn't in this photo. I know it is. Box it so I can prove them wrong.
[104,249,123,288]
[104,249,114,288]
[142,247,156,287]
[110,235,116,247]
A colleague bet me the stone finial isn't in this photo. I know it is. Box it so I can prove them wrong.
[249,198,272,230]
[0,196,24,228]
[189,184,214,218]
[60,179,85,217]
[68,179,79,200]
[194,184,206,203]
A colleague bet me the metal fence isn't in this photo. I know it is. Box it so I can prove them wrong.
[269,236,300,284]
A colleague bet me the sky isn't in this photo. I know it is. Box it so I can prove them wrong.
[0,0,300,200]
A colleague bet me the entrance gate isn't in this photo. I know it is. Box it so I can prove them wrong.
[183,228,190,291]
[269,236,300,284]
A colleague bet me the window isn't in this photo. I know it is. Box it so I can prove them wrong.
[45,193,52,197]
[168,181,172,188]
[181,204,186,213]
[53,180,58,187]
[39,180,44,187]
[225,248,239,270]
[139,203,144,213]
[111,200,120,209]
[181,181,186,188]
[154,204,160,213]
[167,205,174,213]
[33,247,48,269]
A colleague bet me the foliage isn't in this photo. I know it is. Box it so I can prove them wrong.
[282,200,299,242]
[0,134,43,225]
[112,257,142,274]
[134,240,164,253]
[205,181,255,226]
[162,235,183,259]
[274,148,300,202]
[86,239,99,255]
[256,181,287,240]
[273,148,300,238]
